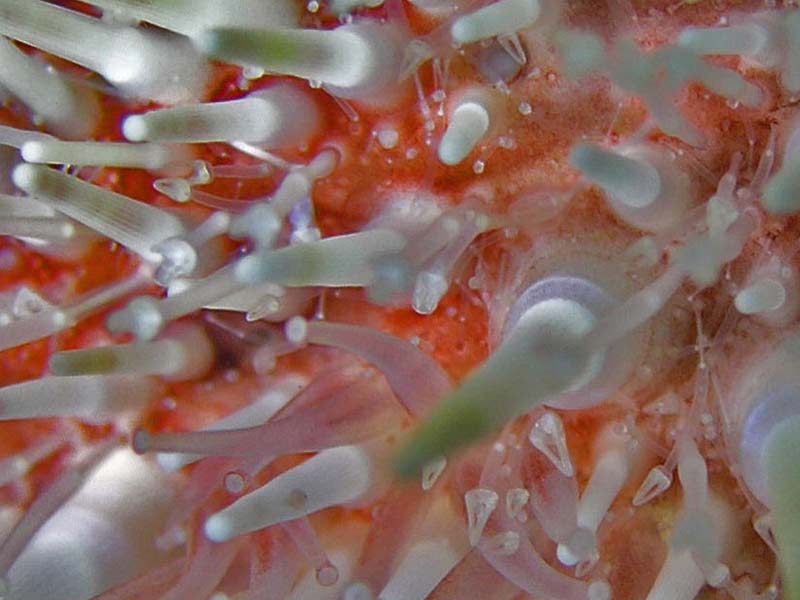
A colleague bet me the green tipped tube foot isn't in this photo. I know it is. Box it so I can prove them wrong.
[765,414,800,600]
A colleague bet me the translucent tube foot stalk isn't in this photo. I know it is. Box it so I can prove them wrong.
[225,148,338,253]
[149,212,231,288]
[411,209,490,315]
[304,320,452,417]
[155,376,304,472]
[584,266,685,351]
[557,426,632,567]
[0,433,65,488]
[107,265,243,341]
[0,266,151,352]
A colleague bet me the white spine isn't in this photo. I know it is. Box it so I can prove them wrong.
[0,375,156,422]
[451,0,542,45]
[12,164,186,263]
[0,37,98,139]
[438,98,492,166]
[83,0,298,35]
[22,140,186,170]
[204,445,372,542]
[0,0,208,103]
[123,85,319,147]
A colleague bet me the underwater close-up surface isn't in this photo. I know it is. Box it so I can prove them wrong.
[0,0,798,599]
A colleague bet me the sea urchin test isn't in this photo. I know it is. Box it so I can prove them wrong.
[0,1,799,600]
